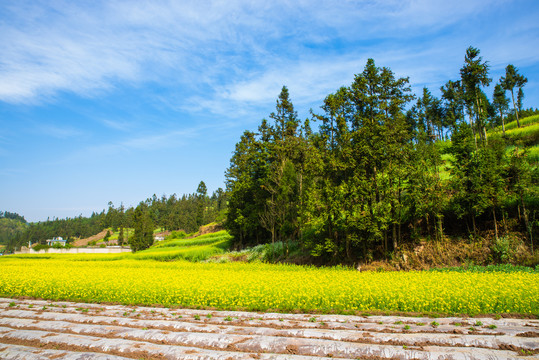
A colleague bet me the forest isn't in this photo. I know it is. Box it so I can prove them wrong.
[224,47,538,264]
[2,47,538,266]
[1,182,226,252]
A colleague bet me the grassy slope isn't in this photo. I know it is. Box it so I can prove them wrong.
[491,115,539,163]
[132,230,232,261]
[11,229,233,262]
[437,115,538,181]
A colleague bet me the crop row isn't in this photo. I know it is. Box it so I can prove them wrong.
[0,258,537,316]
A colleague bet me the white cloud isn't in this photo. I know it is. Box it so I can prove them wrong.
[0,0,537,112]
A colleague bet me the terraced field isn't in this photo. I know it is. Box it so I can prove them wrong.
[0,298,537,360]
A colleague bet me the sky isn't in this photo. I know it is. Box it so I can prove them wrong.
[1,0,538,223]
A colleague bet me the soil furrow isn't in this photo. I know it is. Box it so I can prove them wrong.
[1,303,535,337]
[0,343,133,360]
[0,298,537,359]
[0,327,339,360]
[0,314,537,353]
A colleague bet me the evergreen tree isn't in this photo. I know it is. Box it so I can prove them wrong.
[493,83,510,135]
[440,80,464,136]
[501,64,528,128]
[118,226,124,246]
[130,203,154,252]
[460,46,491,146]
[225,131,266,247]
[196,181,208,227]
[103,230,111,244]
[517,87,524,115]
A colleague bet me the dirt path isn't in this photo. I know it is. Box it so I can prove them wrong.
[0,298,537,359]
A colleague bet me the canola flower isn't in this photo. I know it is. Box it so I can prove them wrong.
[0,258,537,316]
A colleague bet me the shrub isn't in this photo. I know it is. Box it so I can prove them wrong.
[33,244,50,252]
[492,236,515,263]
[166,230,187,240]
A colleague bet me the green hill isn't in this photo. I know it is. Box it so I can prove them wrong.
[0,214,28,248]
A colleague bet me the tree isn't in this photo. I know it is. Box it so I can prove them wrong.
[492,83,510,135]
[130,203,154,252]
[196,181,207,197]
[440,80,464,136]
[118,226,124,246]
[103,230,111,244]
[196,181,208,227]
[270,86,299,142]
[449,123,482,235]
[517,87,524,115]
[507,148,535,254]
[225,131,268,248]
[501,64,527,128]
[460,46,491,145]
[305,59,413,261]
[411,87,445,141]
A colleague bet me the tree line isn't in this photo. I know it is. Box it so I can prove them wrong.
[224,46,537,264]
[4,182,226,252]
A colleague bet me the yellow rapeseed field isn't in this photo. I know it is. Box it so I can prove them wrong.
[0,258,537,315]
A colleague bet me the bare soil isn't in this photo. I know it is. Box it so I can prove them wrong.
[74,230,109,247]
[189,223,225,238]
[0,298,537,359]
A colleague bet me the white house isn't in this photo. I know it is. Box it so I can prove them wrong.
[46,237,67,247]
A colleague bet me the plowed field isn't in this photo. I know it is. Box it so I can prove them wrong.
[0,298,537,360]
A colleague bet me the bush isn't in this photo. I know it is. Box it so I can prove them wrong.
[166,230,187,240]
[32,244,50,252]
[491,236,515,263]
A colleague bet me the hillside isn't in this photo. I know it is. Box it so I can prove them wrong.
[73,229,110,247]
[0,215,28,247]
[490,114,539,164]
[132,227,232,261]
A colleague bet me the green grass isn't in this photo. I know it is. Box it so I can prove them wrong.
[501,114,539,131]
[504,144,539,165]
[135,230,233,261]
[490,116,539,146]
[10,230,233,263]
[153,230,230,248]
[528,144,539,163]
[431,264,539,274]
[504,122,538,141]
[133,238,232,261]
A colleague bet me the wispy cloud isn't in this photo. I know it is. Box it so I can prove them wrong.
[0,0,537,113]
[41,122,207,168]
[2,0,538,222]
[36,123,83,139]
[99,118,133,132]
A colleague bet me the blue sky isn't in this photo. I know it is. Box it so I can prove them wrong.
[1,0,538,222]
